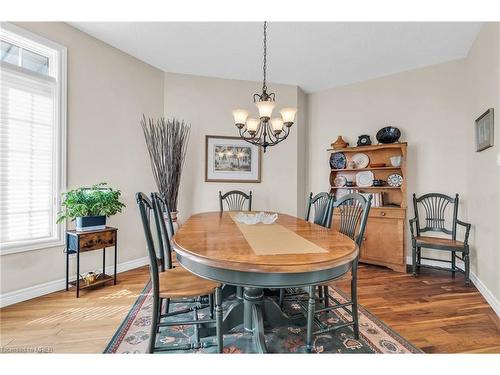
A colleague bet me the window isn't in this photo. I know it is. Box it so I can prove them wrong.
[0,23,66,254]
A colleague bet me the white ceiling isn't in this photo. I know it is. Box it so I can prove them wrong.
[70,22,483,93]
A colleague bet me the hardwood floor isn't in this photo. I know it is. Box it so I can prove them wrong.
[1,264,499,353]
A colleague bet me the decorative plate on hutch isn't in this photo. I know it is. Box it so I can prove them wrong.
[355,171,374,187]
[351,153,370,169]
[329,152,346,169]
[333,176,347,187]
[387,173,403,187]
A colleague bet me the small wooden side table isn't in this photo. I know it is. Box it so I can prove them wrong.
[65,226,118,298]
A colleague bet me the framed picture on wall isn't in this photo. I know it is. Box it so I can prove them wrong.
[475,108,494,152]
[205,135,262,182]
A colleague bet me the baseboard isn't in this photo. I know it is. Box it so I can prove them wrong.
[0,256,149,308]
[406,256,500,317]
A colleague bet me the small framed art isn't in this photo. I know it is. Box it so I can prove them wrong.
[205,135,261,182]
[475,108,494,152]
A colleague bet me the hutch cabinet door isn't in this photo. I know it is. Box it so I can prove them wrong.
[360,216,405,272]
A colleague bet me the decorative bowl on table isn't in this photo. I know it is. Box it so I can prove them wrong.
[234,212,278,225]
[376,126,401,144]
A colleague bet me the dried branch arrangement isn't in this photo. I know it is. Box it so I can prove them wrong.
[141,116,191,212]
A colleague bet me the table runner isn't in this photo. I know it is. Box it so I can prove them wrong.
[229,212,328,256]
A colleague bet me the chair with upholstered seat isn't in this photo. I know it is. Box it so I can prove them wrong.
[219,190,252,212]
[409,193,472,286]
[136,192,223,353]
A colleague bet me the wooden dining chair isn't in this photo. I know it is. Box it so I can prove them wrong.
[278,192,334,307]
[219,190,252,212]
[410,193,472,286]
[136,192,224,353]
[305,192,334,227]
[305,193,371,352]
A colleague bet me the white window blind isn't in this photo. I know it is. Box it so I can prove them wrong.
[0,23,66,254]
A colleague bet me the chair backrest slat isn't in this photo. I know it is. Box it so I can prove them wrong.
[413,193,458,237]
[333,193,372,248]
[151,192,175,271]
[305,192,334,228]
[219,190,252,212]
[136,192,160,299]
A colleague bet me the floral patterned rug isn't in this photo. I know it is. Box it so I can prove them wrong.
[104,283,421,354]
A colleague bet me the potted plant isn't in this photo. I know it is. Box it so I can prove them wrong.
[57,183,126,231]
[141,116,190,231]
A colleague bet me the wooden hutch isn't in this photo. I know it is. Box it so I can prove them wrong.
[328,143,407,272]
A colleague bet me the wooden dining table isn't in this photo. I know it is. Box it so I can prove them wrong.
[172,211,358,353]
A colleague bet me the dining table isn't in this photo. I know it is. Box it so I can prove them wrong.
[171,211,358,353]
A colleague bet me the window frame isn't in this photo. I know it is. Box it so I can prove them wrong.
[0,22,67,255]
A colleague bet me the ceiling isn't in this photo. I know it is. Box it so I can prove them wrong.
[70,22,483,93]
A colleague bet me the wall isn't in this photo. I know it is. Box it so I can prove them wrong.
[0,22,164,298]
[307,23,499,305]
[464,23,500,303]
[163,72,301,219]
[308,59,470,238]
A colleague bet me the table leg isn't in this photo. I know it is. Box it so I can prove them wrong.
[114,235,118,285]
[218,286,302,353]
[66,245,69,291]
[102,247,106,277]
[76,249,80,298]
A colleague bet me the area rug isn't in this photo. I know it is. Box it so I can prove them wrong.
[104,283,421,354]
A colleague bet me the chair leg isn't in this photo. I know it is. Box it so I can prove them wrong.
[209,293,214,319]
[464,253,470,286]
[279,289,285,308]
[215,287,223,353]
[417,247,422,274]
[236,286,243,300]
[322,285,329,307]
[412,242,418,277]
[149,296,160,353]
[306,285,315,353]
[451,251,456,278]
[351,265,360,340]
[317,285,323,301]
[164,298,170,314]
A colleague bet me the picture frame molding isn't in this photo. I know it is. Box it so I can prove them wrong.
[205,135,262,183]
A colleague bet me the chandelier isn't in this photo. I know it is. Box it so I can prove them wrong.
[232,22,297,152]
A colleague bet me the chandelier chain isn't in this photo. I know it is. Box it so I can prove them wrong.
[262,21,267,92]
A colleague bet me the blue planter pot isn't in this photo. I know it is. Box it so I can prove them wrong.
[76,215,106,231]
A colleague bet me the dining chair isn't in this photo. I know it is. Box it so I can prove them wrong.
[305,192,371,352]
[409,193,471,286]
[278,192,334,307]
[151,192,217,314]
[136,192,224,353]
[219,190,252,212]
[305,192,334,227]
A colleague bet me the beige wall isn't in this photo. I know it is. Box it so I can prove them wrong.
[464,23,500,301]
[163,72,301,219]
[0,22,164,295]
[307,23,499,302]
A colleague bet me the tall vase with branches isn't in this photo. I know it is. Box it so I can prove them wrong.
[141,116,190,229]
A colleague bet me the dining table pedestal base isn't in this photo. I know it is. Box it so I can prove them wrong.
[218,286,295,353]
